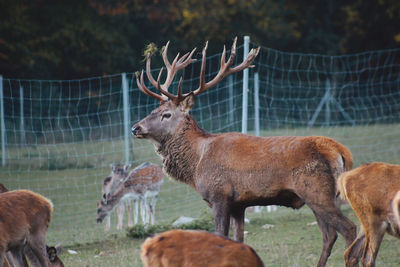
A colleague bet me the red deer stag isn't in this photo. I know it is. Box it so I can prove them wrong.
[97,162,164,226]
[131,38,356,267]
[0,189,57,267]
[338,162,400,267]
[141,229,265,267]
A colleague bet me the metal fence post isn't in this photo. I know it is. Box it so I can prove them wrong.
[228,75,234,124]
[254,72,260,136]
[122,73,130,165]
[20,85,25,145]
[241,36,249,134]
[0,75,5,166]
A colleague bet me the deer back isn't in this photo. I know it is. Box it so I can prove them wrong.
[141,229,264,267]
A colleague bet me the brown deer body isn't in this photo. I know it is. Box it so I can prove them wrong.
[338,162,400,267]
[132,38,356,266]
[97,162,164,226]
[141,229,265,267]
[0,190,54,267]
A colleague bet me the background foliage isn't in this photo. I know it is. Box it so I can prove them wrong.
[1,0,399,79]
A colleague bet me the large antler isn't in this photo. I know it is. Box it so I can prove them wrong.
[190,37,260,97]
[136,37,260,103]
[136,42,196,102]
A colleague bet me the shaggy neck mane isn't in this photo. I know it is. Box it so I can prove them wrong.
[157,115,209,187]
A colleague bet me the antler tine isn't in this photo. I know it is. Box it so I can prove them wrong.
[177,47,197,68]
[145,53,159,89]
[176,77,184,103]
[191,37,260,97]
[136,70,166,102]
[155,67,178,101]
[187,41,208,98]
[230,47,260,72]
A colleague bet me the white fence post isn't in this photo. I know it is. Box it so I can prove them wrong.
[122,73,130,165]
[254,72,260,136]
[228,75,234,123]
[20,85,25,145]
[0,75,5,166]
[241,36,250,134]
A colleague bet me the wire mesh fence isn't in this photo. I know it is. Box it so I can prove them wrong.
[0,41,400,246]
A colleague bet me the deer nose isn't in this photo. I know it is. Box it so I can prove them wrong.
[132,125,141,136]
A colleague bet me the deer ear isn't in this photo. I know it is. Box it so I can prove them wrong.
[179,93,195,112]
[123,164,131,171]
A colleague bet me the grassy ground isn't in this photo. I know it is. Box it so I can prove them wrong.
[59,205,400,267]
[1,123,400,265]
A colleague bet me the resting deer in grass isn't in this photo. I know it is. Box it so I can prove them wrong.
[141,229,265,267]
[338,162,400,267]
[97,162,164,226]
[0,189,60,267]
[131,37,356,266]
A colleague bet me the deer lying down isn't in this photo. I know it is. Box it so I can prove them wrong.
[141,229,264,267]
[338,162,400,267]
[0,189,55,267]
[132,38,356,266]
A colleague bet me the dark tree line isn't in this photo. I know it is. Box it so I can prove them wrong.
[1,0,399,79]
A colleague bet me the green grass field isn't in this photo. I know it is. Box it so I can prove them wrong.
[1,124,400,266]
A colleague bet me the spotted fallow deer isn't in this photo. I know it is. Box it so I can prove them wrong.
[0,189,55,267]
[141,229,265,267]
[131,37,356,267]
[101,165,132,231]
[97,162,164,226]
[338,162,400,267]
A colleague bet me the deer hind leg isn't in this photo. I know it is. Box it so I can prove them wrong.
[344,226,365,267]
[361,221,386,267]
[312,212,338,267]
[116,203,125,230]
[149,195,158,225]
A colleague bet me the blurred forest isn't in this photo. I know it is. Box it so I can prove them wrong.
[1,0,399,79]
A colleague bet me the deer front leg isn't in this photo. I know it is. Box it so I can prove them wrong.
[231,207,245,242]
[126,200,133,227]
[116,203,125,230]
[211,202,230,237]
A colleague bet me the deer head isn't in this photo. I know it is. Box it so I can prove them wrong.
[131,37,260,147]
[102,164,131,204]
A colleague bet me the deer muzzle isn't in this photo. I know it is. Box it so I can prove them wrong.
[131,125,144,138]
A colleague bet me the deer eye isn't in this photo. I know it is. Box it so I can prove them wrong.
[161,113,171,120]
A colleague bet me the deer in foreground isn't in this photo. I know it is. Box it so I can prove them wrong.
[338,162,400,267]
[0,189,60,267]
[97,162,164,226]
[0,184,64,267]
[141,229,265,267]
[131,37,356,267]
